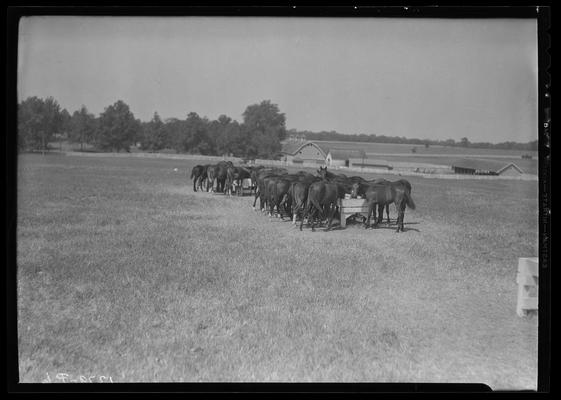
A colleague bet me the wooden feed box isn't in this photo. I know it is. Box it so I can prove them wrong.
[237,178,254,196]
[516,257,539,317]
[338,198,371,228]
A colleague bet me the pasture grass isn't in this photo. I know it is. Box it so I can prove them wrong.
[16,154,538,388]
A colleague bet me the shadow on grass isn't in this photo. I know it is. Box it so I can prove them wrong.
[341,219,422,233]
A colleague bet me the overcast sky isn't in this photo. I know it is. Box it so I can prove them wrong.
[18,16,538,143]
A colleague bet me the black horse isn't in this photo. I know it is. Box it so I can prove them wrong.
[214,161,234,194]
[287,176,321,225]
[300,180,348,232]
[190,165,205,192]
[353,178,412,224]
[351,180,415,232]
[269,177,294,219]
[224,166,251,196]
[269,173,316,219]
[316,166,347,181]
[206,165,217,192]
[251,167,288,211]
[233,166,252,196]
[196,164,210,192]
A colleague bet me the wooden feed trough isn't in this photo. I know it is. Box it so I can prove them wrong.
[236,178,254,196]
[516,257,539,317]
[338,198,371,228]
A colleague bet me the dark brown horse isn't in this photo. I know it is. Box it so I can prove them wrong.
[351,180,415,232]
[214,161,234,193]
[196,164,210,192]
[190,165,205,192]
[316,166,347,181]
[224,166,251,196]
[206,165,217,192]
[288,177,320,225]
[251,168,288,211]
[269,173,317,220]
[300,180,349,232]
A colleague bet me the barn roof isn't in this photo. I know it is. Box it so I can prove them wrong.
[496,163,524,174]
[280,141,329,157]
[451,158,524,173]
[280,141,306,155]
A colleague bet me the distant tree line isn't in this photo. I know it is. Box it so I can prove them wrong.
[18,96,537,157]
[17,97,287,159]
[289,129,538,151]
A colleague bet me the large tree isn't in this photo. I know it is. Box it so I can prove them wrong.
[174,112,212,154]
[208,114,249,157]
[17,96,64,151]
[140,112,167,151]
[242,100,286,159]
[69,105,97,151]
[59,108,72,139]
[96,100,140,152]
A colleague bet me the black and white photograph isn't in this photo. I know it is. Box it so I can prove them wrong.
[11,7,548,391]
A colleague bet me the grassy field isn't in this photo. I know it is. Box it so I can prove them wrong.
[17,154,538,388]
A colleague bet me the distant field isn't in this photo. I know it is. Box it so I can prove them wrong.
[313,140,538,158]
[17,154,538,387]
[308,140,539,175]
[381,156,538,175]
[52,140,539,175]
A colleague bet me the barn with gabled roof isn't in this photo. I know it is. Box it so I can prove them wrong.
[280,141,329,164]
[451,159,525,176]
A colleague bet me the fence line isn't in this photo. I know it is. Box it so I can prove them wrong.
[65,151,241,163]
[63,151,538,181]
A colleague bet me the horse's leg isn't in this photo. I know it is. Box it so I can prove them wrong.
[278,199,286,220]
[292,203,299,225]
[252,187,259,210]
[398,199,406,232]
[300,203,311,231]
[365,202,374,229]
[386,203,390,224]
[377,204,384,226]
[276,198,283,219]
[287,199,294,221]
[319,204,327,226]
[394,199,404,232]
[396,207,403,233]
[325,203,336,231]
[310,207,318,232]
[258,190,265,212]
[269,197,275,218]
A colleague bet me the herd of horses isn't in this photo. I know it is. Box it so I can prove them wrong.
[190,162,416,232]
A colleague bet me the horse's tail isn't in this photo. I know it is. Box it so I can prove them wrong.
[404,190,416,210]
[308,194,323,217]
[272,181,279,212]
